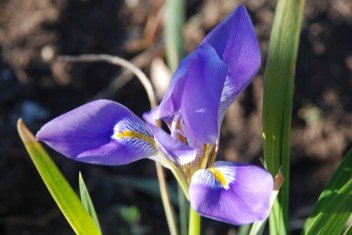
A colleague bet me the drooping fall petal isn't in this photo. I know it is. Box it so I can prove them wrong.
[189,161,273,225]
[36,99,157,165]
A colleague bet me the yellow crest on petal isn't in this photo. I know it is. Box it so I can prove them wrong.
[113,130,157,148]
[208,167,229,189]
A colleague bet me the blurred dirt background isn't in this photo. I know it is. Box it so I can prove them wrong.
[0,0,351,234]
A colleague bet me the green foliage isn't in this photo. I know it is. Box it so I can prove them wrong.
[238,224,251,235]
[117,205,144,235]
[17,119,101,235]
[119,205,141,224]
[165,1,189,234]
[248,171,284,235]
[344,224,352,235]
[302,149,352,235]
[262,0,305,233]
[165,0,185,72]
[248,219,266,235]
[79,172,102,232]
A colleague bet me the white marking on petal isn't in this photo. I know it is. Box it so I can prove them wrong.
[112,117,157,155]
[113,117,153,137]
[191,165,236,190]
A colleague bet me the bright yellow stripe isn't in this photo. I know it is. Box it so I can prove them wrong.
[208,168,229,189]
[113,131,156,148]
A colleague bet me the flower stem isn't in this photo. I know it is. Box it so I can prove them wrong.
[188,206,201,235]
[170,164,190,199]
[178,185,189,235]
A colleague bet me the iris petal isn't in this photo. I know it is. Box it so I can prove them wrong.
[189,161,273,225]
[144,52,197,124]
[147,123,196,166]
[146,6,260,143]
[201,5,261,122]
[36,99,157,165]
[145,44,227,145]
[181,44,227,144]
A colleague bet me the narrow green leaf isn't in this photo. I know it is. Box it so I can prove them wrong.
[17,119,101,235]
[302,149,352,235]
[249,220,266,235]
[238,224,251,235]
[164,2,188,234]
[79,172,102,232]
[249,171,285,235]
[343,224,352,235]
[165,0,185,72]
[262,0,305,233]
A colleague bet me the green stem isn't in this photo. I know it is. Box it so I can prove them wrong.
[188,207,201,235]
[170,164,189,199]
[178,185,189,235]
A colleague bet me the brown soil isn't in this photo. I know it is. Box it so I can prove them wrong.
[0,0,351,234]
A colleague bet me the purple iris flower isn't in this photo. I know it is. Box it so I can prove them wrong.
[36,5,273,225]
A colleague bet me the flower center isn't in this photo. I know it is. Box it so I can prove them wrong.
[208,167,229,189]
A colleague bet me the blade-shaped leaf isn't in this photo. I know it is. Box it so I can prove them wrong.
[262,0,305,233]
[238,224,251,235]
[165,0,185,72]
[17,119,101,235]
[302,149,352,234]
[165,1,188,233]
[79,172,102,232]
[344,224,352,235]
[249,171,285,235]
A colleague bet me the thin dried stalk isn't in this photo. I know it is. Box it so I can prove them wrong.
[60,54,178,235]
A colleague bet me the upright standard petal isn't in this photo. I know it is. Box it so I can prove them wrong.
[189,161,273,225]
[36,99,157,165]
[144,52,197,124]
[181,44,227,144]
[145,44,227,145]
[201,5,261,122]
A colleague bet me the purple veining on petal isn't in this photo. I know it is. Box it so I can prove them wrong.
[201,5,261,123]
[145,44,228,145]
[146,6,260,145]
[37,99,157,165]
[180,44,227,144]
[189,161,273,225]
